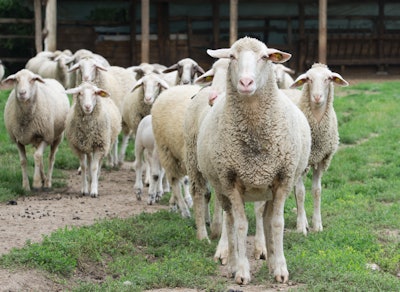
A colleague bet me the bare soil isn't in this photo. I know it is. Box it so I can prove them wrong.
[0,162,292,292]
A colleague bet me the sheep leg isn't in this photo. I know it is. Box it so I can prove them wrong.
[312,165,323,232]
[191,176,209,241]
[169,177,191,218]
[264,187,289,284]
[16,143,30,191]
[89,151,103,198]
[214,211,228,265]
[254,201,267,260]
[150,150,164,203]
[79,154,88,196]
[162,173,170,193]
[181,176,193,208]
[32,141,47,190]
[44,136,62,190]
[226,189,250,285]
[118,132,131,165]
[294,175,309,235]
[133,140,144,201]
[210,193,223,239]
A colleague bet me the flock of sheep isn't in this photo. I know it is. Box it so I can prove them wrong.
[0,36,349,285]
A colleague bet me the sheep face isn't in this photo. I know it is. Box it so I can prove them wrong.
[69,58,107,82]
[2,69,44,103]
[67,82,110,115]
[290,64,348,107]
[163,58,205,85]
[131,73,169,105]
[207,37,291,97]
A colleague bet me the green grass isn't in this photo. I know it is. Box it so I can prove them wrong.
[0,82,399,291]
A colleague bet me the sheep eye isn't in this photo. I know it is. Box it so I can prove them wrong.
[229,54,235,60]
[261,55,269,61]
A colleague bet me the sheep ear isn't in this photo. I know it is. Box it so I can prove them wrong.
[266,48,292,63]
[158,79,169,90]
[207,48,230,59]
[96,89,110,98]
[162,63,179,73]
[95,64,108,71]
[330,72,349,87]
[68,63,80,73]
[32,74,45,83]
[290,73,308,88]
[131,78,143,92]
[283,66,295,75]
[194,65,206,75]
[0,75,16,90]
[65,87,80,95]
[195,69,214,85]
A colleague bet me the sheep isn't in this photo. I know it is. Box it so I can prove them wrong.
[151,84,203,218]
[25,51,56,73]
[185,58,267,263]
[133,114,169,205]
[65,82,122,198]
[273,63,296,89]
[69,58,136,166]
[288,63,349,234]
[1,69,70,192]
[196,37,311,284]
[183,58,229,243]
[119,72,169,164]
[162,58,206,86]
[0,60,5,80]
[37,52,74,88]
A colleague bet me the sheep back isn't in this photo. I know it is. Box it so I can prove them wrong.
[151,84,201,179]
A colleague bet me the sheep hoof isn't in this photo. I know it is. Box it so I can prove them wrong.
[90,193,98,198]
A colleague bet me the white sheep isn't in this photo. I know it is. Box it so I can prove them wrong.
[273,63,296,89]
[162,58,206,86]
[37,52,74,88]
[119,72,169,164]
[151,84,203,218]
[133,114,169,205]
[69,58,136,166]
[65,82,122,197]
[289,63,348,234]
[196,37,311,284]
[1,69,70,191]
[186,59,266,263]
[183,58,229,243]
[25,51,56,73]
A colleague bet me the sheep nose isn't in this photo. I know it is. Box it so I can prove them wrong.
[19,90,26,96]
[182,79,190,85]
[239,77,254,88]
[314,95,322,103]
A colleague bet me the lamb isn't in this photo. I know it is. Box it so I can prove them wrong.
[288,63,348,234]
[151,84,203,218]
[133,114,168,205]
[273,63,296,89]
[119,72,169,164]
[196,37,311,284]
[1,69,70,191]
[65,82,122,197]
[162,57,206,86]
